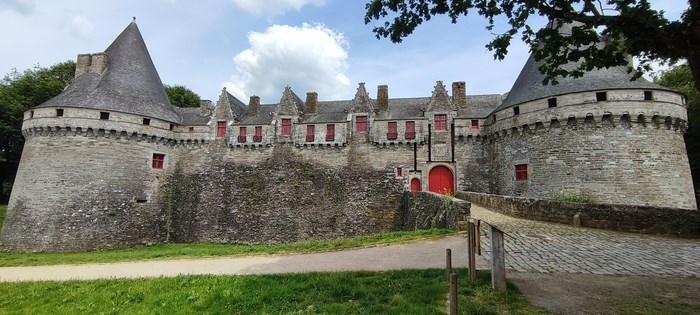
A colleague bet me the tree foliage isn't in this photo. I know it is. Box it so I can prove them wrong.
[365,0,700,88]
[655,64,700,201]
[164,85,201,108]
[0,61,76,201]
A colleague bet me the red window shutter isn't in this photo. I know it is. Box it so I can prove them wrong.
[405,121,415,139]
[326,124,335,141]
[238,127,247,143]
[152,153,165,169]
[387,122,397,140]
[356,116,367,132]
[434,115,447,131]
[281,119,292,136]
[216,121,226,138]
[515,164,528,181]
[471,119,479,131]
[306,125,315,142]
[254,126,262,142]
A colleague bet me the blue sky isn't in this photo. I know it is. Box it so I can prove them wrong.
[0,0,684,103]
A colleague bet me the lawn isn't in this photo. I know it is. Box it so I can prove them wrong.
[0,229,455,267]
[0,269,549,315]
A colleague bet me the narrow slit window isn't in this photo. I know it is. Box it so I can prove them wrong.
[169,124,174,131]
[596,92,607,102]
[100,112,110,120]
[142,118,151,125]
[326,124,335,141]
[515,164,528,181]
[152,153,165,169]
[405,121,415,139]
[56,109,64,117]
[30,110,34,118]
[387,122,397,140]
[281,119,292,136]
[548,98,557,108]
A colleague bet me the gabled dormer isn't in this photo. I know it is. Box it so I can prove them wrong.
[212,87,242,140]
[273,86,304,142]
[426,81,457,133]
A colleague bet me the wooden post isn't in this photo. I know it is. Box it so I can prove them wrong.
[467,220,476,280]
[446,248,452,282]
[490,226,507,291]
[449,273,458,315]
[475,219,481,256]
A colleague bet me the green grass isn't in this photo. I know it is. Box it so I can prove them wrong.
[0,204,5,230]
[0,269,549,314]
[0,229,454,267]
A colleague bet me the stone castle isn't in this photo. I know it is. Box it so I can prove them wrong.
[1,21,695,251]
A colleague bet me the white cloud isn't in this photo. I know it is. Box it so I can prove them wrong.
[225,23,350,103]
[0,0,34,14]
[231,0,325,16]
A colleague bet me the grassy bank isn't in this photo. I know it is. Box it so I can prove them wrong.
[0,269,548,314]
[0,229,454,267]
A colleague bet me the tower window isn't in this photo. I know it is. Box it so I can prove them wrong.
[548,98,557,108]
[56,109,64,117]
[644,91,653,101]
[513,106,520,115]
[142,118,151,125]
[596,92,607,102]
[515,164,528,181]
[434,114,447,131]
[356,116,367,133]
[152,153,165,169]
[100,112,110,120]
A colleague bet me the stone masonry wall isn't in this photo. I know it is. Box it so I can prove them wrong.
[456,191,700,237]
[401,191,471,230]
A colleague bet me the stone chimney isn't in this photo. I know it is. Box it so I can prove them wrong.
[452,81,467,110]
[305,92,318,115]
[377,85,388,112]
[75,53,108,78]
[249,95,261,116]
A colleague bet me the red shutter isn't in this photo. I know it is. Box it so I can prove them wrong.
[306,125,315,142]
[326,124,335,141]
[471,119,479,131]
[216,121,226,138]
[356,116,367,132]
[387,122,397,140]
[410,178,421,191]
[515,164,528,181]
[434,115,447,131]
[152,153,165,169]
[254,126,262,142]
[405,121,415,139]
[238,127,247,143]
[281,119,292,136]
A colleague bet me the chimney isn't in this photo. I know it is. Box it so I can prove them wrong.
[452,81,467,110]
[249,95,261,116]
[75,54,91,78]
[305,92,318,114]
[377,85,388,112]
[89,52,108,74]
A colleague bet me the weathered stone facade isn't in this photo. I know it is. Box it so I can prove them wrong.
[1,21,696,251]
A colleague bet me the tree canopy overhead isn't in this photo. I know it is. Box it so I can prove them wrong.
[365,0,700,88]
[164,84,201,108]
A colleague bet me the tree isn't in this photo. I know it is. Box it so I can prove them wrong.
[365,0,700,88]
[164,85,201,108]
[655,64,700,202]
[0,61,76,202]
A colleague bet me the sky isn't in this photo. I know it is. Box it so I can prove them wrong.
[0,0,685,104]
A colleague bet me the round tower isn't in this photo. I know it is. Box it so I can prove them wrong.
[485,22,696,209]
[1,22,181,251]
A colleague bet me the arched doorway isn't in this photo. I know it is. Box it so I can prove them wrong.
[410,178,421,191]
[429,166,454,195]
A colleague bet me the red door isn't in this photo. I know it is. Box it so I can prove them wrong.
[410,178,421,191]
[429,166,454,195]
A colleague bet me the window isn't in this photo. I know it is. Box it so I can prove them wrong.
[471,119,479,131]
[152,153,165,169]
[216,121,226,138]
[189,127,194,132]
[548,98,557,108]
[396,167,403,177]
[434,114,447,131]
[306,125,315,142]
[281,119,292,136]
[387,121,397,140]
[596,92,607,102]
[56,109,64,117]
[30,110,34,118]
[326,124,335,141]
[169,124,174,131]
[100,112,110,120]
[238,126,247,143]
[254,126,263,142]
[356,116,367,133]
[405,121,415,139]
[513,106,520,115]
[142,118,151,125]
[515,164,528,181]
[644,91,653,101]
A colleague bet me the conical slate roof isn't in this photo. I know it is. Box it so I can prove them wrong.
[497,21,669,111]
[38,22,181,123]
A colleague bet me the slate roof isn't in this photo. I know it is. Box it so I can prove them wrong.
[236,104,276,125]
[226,92,247,117]
[38,22,181,123]
[375,98,429,120]
[304,100,351,123]
[176,107,210,125]
[462,94,505,118]
[498,21,670,111]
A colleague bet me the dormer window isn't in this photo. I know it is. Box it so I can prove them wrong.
[216,121,226,138]
[56,109,64,117]
[281,119,292,136]
[434,114,447,131]
[356,116,367,133]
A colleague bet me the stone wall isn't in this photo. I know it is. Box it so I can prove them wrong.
[400,191,471,230]
[456,191,700,237]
